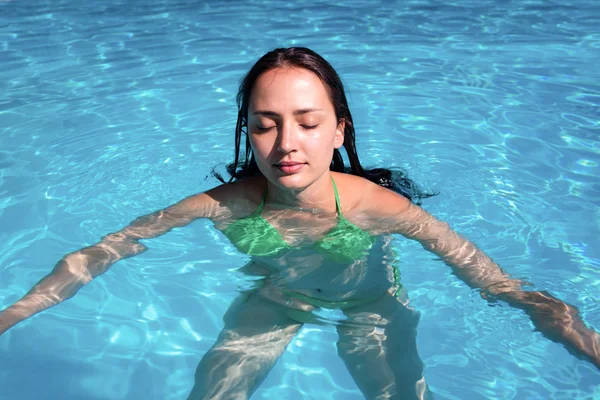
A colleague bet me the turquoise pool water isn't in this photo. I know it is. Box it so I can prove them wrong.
[1,0,599,398]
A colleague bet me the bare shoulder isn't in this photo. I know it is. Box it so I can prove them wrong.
[191,176,266,222]
[332,171,410,218]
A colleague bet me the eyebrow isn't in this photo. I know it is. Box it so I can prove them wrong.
[251,108,324,117]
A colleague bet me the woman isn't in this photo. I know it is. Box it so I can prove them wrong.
[1,47,598,400]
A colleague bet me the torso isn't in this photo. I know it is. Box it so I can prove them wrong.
[209,172,403,307]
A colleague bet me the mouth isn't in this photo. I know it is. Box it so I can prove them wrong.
[273,161,306,174]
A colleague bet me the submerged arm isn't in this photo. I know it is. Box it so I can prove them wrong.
[370,185,600,369]
[0,191,219,335]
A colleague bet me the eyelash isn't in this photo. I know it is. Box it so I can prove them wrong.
[255,126,273,132]
[255,124,319,132]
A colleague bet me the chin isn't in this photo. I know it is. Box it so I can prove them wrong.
[272,173,310,190]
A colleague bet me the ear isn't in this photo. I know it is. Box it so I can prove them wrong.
[334,118,345,149]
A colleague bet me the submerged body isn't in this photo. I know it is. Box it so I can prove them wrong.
[190,173,431,400]
[221,176,396,307]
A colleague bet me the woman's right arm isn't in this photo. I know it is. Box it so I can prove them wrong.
[0,189,225,335]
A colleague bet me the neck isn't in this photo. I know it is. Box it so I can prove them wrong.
[265,172,337,213]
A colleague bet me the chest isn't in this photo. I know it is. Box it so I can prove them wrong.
[221,211,376,262]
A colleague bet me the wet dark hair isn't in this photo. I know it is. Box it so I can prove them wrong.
[213,47,436,205]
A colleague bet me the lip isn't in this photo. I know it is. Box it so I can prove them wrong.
[274,161,306,174]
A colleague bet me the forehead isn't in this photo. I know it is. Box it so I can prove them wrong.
[249,67,332,112]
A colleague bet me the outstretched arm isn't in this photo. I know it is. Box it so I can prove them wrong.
[0,190,220,335]
[368,184,600,370]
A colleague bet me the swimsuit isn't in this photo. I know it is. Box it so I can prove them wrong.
[222,177,376,263]
[222,177,402,309]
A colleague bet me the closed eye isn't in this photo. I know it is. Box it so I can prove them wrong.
[255,124,318,132]
[256,125,275,132]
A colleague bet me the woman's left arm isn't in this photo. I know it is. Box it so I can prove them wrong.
[368,185,600,369]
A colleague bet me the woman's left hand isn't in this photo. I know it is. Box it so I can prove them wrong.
[499,290,600,370]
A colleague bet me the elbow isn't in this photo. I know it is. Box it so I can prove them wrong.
[98,234,148,259]
[55,256,95,285]
[27,264,91,309]
[71,239,147,280]
[120,239,148,258]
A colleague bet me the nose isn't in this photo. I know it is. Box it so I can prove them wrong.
[276,121,297,154]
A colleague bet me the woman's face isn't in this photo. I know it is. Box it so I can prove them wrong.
[248,67,344,190]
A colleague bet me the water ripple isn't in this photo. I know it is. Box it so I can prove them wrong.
[1,0,599,399]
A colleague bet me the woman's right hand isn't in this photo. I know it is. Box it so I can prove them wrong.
[498,290,600,370]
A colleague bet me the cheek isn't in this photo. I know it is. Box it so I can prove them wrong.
[309,125,337,147]
[249,135,270,155]
[249,136,277,174]
[306,132,336,160]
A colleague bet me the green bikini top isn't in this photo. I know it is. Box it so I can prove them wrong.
[222,178,376,263]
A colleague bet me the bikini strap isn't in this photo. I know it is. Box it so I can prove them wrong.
[331,177,343,216]
[255,185,268,214]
